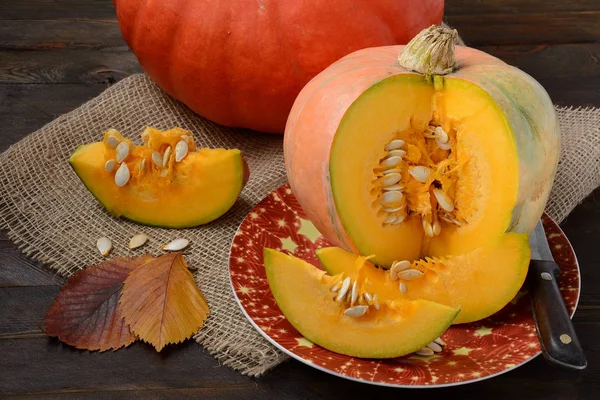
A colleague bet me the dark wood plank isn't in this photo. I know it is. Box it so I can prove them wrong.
[0,0,117,20]
[0,84,109,152]
[446,12,600,45]
[0,20,125,50]
[445,0,600,14]
[0,49,141,84]
[0,233,64,287]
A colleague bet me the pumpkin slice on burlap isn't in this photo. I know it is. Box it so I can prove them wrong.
[284,25,560,267]
[69,127,249,228]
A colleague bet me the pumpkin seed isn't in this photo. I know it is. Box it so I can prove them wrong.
[397,269,423,280]
[373,294,380,310]
[415,347,434,356]
[382,168,402,175]
[422,218,434,237]
[175,140,188,162]
[96,237,112,257]
[336,277,351,302]
[141,130,150,143]
[391,215,405,224]
[434,126,449,143]
[433,189,455,212]
[385,139,405,150]
[433,220,441,236]
[383,205,404,213]
[559,334,572,344]
[436,138,451,151]
[115,141,130,163]
[104,159,116,172]
[381,155,403,168]
[114,162,130,187]
[162,146,172,167]
[161,238,189,251]
[380,191,403,205]
[180,135,190,142]
[427,341,443,353]
[128,233,148,249]
[391,260,411,274]
[106,135,120,149]
[383,184,404,192]
[363,292,373,305]
[331,282,341,292]
[399,282,407,294]
[151,151,162,167]
[440,214,462,227]
[350,281,358,306]
[381,173,401,187]
[344,305,368,318]
[384,215,398,224]
[387,149,406,158]
[409,166,431,183]
[434,337,446,346]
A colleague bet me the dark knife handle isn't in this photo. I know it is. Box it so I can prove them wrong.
[528,260,587,370]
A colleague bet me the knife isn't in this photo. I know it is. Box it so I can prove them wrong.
[528,220,587,370]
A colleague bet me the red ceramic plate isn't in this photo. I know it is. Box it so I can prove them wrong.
[230,185,581,387]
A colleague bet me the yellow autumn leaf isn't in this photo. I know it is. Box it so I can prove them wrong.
[119,252,209,351]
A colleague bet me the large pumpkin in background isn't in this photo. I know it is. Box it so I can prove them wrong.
[113,0,444,133]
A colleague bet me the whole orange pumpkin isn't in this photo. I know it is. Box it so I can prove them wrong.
[114,0,444,133]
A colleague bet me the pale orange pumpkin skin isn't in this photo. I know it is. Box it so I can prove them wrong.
[284,45,559,252]
[113,0,444,133]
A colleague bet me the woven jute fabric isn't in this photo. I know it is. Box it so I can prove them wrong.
[0,74,598,376]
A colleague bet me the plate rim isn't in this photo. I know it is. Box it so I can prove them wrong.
[228,190,582,388]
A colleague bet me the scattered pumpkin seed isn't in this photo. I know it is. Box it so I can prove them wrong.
[397,269,424,280]
[415,347,435,356]
[336,277,351,302]
[104,159,116,172]
[162,146,172,167]
[381,190,403,205]
[381,155,403,168]
[399,282,407,294]
[387,149,406,158]
[409,166,431,183]
[161,238,189,251]
[350,281,358,306]
[128,233,148,249]
[115,141,130,163]
[175,140,188,162]
[433,188,454,212]
[427,341,443,353]
[106,135,120,149]
[381,172,401,187]
[96,237,112,257]
[151,151,162,167]
[385,139,405,150]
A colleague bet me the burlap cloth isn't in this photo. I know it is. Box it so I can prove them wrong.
[0,74,598,376]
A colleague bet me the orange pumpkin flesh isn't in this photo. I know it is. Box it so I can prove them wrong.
[114,0,444,133]
[316,233,530,324]
[284,35,559,267]
[69,127,248,228]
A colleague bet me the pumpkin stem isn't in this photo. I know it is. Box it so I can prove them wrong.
[398,25,459,76]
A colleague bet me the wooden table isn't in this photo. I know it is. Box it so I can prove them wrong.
[1,1,599,398]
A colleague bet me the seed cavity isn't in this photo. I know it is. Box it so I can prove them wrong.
[96,237,112,257]
[114,162,130,187]
[409,166,431,183]
[336,277,351,302]
[397,269,423,280]
[106,135,120,149]
[344,305,368,318]
[128,233,148,249]
[161,238,189,251]
[115,141,130,163]
[175,140,188,162]
[105,159,116,172]
[162,146,172,167]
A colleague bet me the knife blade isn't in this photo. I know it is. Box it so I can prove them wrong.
[528,220,587,369]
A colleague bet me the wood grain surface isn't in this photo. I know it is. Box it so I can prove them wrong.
[1,1,599,398]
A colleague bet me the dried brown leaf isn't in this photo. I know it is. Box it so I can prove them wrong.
[120,252,209,351]
[44,255,154,351]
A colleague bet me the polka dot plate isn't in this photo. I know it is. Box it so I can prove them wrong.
[229,184,581,387]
